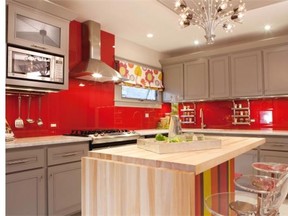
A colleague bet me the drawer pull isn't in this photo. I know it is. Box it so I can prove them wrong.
[31,44,47,50]
[61,152,80,157]
[7,157,36,165]
[272,144,285,147]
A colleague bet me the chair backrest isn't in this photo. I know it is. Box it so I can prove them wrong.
[261,171,288,215]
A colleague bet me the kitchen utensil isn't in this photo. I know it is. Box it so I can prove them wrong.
[15,95,24,128]
[37,96,43,126]
[168,115,182,138]
[26,95,34,124]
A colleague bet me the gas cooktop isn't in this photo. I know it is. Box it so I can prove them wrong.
[66,129,140,145]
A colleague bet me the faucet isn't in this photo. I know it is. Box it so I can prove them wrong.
[200,108,206,129]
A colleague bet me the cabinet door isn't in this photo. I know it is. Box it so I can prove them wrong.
[209,56,230,99]
[184,59,208,100]
[263,45,288,95]
[48,162,81,215]
[6,169,46,216]
[163,64,184,102]
[7,2,69,55]
[235,150,258,175]
[260,150,288,164]
[231,51,263,97]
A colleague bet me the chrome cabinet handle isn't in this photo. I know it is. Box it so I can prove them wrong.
[31,44,46,50]
[7,157,36,165]
[61,151,80,157]
[272,144,285,147]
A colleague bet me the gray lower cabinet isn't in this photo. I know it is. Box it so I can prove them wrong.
[263,45,288,96]
[6,141,88,216]
[48,162,81,215]
[260,137,288,165]
[260,150,288,164]
[235,149,258,175]
[6,168,46,216]
[230,50,263,97]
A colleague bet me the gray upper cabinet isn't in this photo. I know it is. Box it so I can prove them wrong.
[7,2,69,55]
[230,50,263,97]
[263,45,288,96]
[184,59,209,100]
[163,64,184,102]
[209,56,230,99]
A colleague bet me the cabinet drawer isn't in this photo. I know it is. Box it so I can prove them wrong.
[265,137,288,144]
[261,142,288,152]
[48,142,88,166]
[6,148,45,173]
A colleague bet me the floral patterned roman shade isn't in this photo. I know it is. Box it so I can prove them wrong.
[116,60,164,90]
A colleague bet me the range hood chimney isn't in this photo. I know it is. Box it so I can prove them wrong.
[69,21,126,83]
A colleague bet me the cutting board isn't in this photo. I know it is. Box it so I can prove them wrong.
[137,137,222,154]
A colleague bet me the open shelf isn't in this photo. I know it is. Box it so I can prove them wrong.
[232,99,251,125]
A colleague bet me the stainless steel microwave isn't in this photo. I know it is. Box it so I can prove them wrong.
[7,46,67,91]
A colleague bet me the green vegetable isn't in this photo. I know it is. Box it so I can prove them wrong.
[168,137,180,143]
[155,133,167,141]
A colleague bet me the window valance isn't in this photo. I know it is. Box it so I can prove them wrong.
[116,60,164,91]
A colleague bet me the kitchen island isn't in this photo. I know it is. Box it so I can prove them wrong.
[82,136,265,216]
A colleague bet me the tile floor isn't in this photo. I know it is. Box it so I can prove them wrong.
[280,198,288,214]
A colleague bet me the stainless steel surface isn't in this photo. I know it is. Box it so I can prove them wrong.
[89,132,140,144]
[200,108,206,129]
[67,129,140,146]
[15,95,24,128]
[69,21,126,83]
[26,95,34,124]
[168,115,182,138]
[37,96,43,126]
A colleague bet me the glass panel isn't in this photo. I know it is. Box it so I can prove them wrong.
[15,14,61,48]
[121,86,157,101]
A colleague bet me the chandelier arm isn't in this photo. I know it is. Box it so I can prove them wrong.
[173,0,246,44]
[190,0,207,27]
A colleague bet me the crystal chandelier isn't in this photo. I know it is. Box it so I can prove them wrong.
[174,0,246,44]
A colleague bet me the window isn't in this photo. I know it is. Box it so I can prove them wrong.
[114,85,162,108]
[114,59,164,108]
[122,86,157,101]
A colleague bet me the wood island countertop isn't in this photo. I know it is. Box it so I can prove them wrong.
[88,136,265,175]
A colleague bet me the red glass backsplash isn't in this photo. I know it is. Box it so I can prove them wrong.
[180,98,288,130]
[6,79,171,138]
[5,21,288,138]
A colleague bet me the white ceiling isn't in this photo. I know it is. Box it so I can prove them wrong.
[50,0,288,56]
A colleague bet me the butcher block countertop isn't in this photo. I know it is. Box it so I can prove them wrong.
[89,136,265,175]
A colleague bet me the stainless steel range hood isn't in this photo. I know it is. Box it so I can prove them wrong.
[69,21,126,83]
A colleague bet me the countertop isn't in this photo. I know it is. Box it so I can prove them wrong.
[135,128,288,137]
[89,136,265,174]
[6,135,92,149]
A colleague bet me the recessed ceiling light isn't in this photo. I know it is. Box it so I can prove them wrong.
[264,24,271,31]
[194,40,199,45]
[146,33,154,38]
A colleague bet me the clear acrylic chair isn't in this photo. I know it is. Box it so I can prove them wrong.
[235,170,288,215]
[252,162,288,178]
[205,171,288,215]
